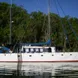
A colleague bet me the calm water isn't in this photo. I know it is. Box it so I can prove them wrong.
[0,63,78,78]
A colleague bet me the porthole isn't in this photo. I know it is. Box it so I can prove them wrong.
[70,54,72,56]
[41,55,43,56]
[18,55,20,57]
[61,54,63,56]
[29,55,32,57]
[52,54,54,56]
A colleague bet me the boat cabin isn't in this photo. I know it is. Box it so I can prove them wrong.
[21,45,56,53]
[19,40,56,53]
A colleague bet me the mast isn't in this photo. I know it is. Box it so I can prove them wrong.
[48,0,51,45]
[9,0,12,44]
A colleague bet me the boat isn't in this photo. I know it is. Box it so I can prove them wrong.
[0,0,78,63]
[0,40,78,62]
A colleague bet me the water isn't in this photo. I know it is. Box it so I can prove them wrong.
[0,63,78,78]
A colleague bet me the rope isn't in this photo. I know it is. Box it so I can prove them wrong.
[56,0,78,41]
[54,0,70,46]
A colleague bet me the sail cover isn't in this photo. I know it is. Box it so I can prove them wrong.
[22,39,51,46]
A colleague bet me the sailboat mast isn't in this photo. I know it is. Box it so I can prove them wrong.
[48,0,51,40]
[9,0,12,44]
[48,0,51,46]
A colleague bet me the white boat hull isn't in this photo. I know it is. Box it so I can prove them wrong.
[0,52,78,62]
[22,52,78,62]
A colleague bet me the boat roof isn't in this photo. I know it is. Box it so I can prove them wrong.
[21,39,51,46]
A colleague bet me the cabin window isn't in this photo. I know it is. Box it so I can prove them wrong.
[23,48,25,53]
[30,48,34,53]
[40,48,43,52]
[35,48,39,52]
[43,48,48,52]
[26,48,29,53]
[48,47,51,52]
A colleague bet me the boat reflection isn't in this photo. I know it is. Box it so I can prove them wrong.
[0,63,78,77]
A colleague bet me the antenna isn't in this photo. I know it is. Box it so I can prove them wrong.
[9,0,12,44]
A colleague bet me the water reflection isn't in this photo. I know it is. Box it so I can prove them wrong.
[0,63,78,78]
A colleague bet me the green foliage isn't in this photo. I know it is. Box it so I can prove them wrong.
[0,2,78,51]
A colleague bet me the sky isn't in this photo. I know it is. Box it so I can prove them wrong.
[0,0,78,18]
